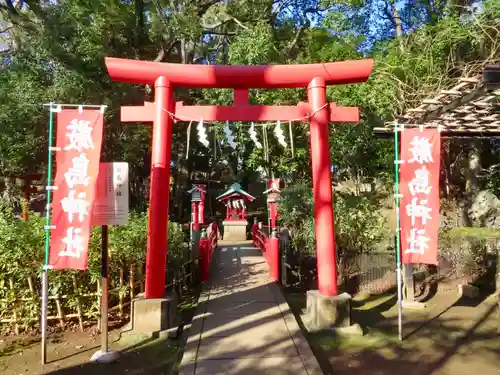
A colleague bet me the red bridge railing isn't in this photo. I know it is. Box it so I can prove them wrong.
[199,222,219,282]
[252,222,279,281]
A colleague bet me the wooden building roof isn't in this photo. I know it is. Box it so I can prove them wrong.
[374,63,500,137]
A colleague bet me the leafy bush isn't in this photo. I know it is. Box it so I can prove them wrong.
[438,227,499,287]
[278,184,316,256]
[167,220,189,273]
[0,204,46,326]
[334,193,388,279]
[0,195,189,330]
[278,184,388,279]
[0,205,46,276]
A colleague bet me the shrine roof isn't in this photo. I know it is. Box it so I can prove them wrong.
[187,184,206,194]
[374,62,500,137]
[216,183,255,202]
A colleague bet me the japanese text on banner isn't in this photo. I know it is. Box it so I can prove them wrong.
[399,129,441,265]
[49,110,104,270]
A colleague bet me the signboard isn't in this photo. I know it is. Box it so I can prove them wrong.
[49,109,104,270]
[400,129,441,265]
[93,162,129,226]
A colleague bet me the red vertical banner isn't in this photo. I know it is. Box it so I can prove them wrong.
[400,128,441,265]
[49,109,104,270]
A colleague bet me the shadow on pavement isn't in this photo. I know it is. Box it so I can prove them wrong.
[42,243,500,375]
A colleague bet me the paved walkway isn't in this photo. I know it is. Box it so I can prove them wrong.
[179,241,323,375]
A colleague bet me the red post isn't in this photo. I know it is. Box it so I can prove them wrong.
[269,229,280,282]
[252,223,258,247]
[269,202,277,229]
[192,202,199,232]
[145,76,174,299]
[199,187,205,224]
[308,77,338,296]
[200,236,210,282]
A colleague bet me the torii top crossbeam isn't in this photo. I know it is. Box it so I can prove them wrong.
[105,57,373,88]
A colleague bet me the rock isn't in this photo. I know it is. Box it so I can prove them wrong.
[458,283,480,298]
[469,190,500,227]
[89,350,119,364]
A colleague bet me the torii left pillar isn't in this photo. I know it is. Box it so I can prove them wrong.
[147,77,174,298]
[131,77,178,334]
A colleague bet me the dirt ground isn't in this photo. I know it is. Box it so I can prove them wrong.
[287,289,500,375]
[2,285,499,375]
[0,326,182,375]
[0,293,198,375]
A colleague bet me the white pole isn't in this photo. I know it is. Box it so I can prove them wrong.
[396,261,403,341]
[394,124,403,341]
[41,103,56,364]
[41,270,49,364]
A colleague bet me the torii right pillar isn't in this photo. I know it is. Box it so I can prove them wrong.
[301,77,363,335]
[308,77,337,295]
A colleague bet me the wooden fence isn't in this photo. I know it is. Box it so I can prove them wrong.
[0,259,197,334]
[277,229,496,295]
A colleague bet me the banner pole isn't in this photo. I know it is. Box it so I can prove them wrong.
[41,103,56,365]
[394,124,403,341]
[100,225,109,353]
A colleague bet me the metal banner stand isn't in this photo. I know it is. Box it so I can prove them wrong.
[41,103,56,365]
[101,225,110,353]
[394,124,403,341]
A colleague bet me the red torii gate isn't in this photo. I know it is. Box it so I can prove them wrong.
[105,57,373,299]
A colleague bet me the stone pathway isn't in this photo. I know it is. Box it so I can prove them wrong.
[179,242,322,375]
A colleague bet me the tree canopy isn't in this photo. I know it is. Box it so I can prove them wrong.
[1,0,499,218]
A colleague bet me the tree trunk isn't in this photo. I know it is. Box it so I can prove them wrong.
[391,1,404,51]
[461,145,481,226]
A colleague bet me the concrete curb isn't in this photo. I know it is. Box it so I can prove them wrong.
[177,250,216,375]
[269,283,324,375]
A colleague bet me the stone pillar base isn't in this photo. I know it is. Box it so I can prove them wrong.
[402,300,427,310]
[131,293,177,335]
[222,220,247,241]
[301,290,362,336]
[458,283,480,298]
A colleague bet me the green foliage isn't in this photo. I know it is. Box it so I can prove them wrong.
[447,227,500,241]
[279,184,388,272]
[228,22,276,65]
[439,227,499,283]
[0,195,187,330]
[108,214,149,267]
[1,0,498,217]
[334,194,388,256]
[278,184,316,256]
[0,206,46,277]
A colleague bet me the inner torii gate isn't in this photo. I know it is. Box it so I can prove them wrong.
[105,57,373,299]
